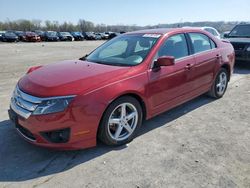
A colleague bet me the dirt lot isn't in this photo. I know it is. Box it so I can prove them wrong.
[0,41,249,188]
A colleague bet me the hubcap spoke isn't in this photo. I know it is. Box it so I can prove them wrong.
[123,123,133,133]
[114,125,123,139]
[121,104,126,118]
[126,112,136,121]
[109,118,121,124]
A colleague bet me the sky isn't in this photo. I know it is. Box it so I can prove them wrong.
[0,0,249,26]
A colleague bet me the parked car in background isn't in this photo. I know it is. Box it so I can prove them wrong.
[44,31,59,41]
[224,24,250,62]
[14,31,27,41]
[202,27,221,39]
[8,28,235,150]
[0,31,6,41]
[94,33,102,40]
[24,32,41,42]
[108,32,120,39]
[71,32,84,41]
[83,32,96,40]
[34,30,46,41]
[100,32,109,39]
[183,26,221,39]
[57,32,74,41]
[221,31,230,39]
[2,32,19,42]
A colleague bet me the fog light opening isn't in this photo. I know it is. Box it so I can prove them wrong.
[41,128,70,143]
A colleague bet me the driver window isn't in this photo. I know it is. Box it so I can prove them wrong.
[157,34,189,60]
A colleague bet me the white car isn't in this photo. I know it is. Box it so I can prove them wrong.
[183,26,221,39]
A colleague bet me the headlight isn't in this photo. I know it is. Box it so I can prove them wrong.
[247,46,250,52]
[33,97,74,115]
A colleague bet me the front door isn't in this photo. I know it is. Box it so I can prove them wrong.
[147,33,196,115]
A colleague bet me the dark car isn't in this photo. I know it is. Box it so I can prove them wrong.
[0,31,6,41]
[34,30,46,41]
[224,24,250,62]
[14,31,27,41]
[2,32,19,42]
[44,31,59,41]
[108,32,120,39]
[57,32,74,41]
[25,32,41,42]
[83,32,96,40]
[71,32,84,41]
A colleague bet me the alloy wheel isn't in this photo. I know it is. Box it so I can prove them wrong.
[107,103,138,141]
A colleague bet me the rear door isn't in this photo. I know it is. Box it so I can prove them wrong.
[188,33,219,90]
[147,33,196,114]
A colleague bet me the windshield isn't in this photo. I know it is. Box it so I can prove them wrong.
[60,32,70,36]
[5,32,16,37]
[86,34,160,66]
[47,32,57,36]
[72,32,81,35]
[229,25,250,37]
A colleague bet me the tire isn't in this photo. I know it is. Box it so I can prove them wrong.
[98,96,143,146]
[208,68,229,98]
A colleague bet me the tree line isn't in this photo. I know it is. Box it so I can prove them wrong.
[0,19,247,33]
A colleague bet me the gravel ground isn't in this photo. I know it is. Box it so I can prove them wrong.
[0,41,249,188]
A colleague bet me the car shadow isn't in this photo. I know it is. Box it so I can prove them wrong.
[0,95,214,182]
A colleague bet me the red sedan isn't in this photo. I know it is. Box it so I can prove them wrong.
[8,28,235,150]
[25,32,41,42]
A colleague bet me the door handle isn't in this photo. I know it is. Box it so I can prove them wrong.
[185,64,194,70]
[216,54,222,59]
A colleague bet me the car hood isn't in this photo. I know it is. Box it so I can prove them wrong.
[18,60,132,97]
[227,37,250,44]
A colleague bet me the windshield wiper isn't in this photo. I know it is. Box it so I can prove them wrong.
[79,54,88,61]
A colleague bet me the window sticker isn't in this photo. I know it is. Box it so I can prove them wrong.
[143,34,161,38]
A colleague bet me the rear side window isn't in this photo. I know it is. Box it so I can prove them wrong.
[189,33,213,53]
[157,34,189,59]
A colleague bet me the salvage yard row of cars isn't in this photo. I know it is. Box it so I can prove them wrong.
[0,30,121,42]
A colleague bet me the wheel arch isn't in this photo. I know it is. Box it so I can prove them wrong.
[221,64,231,81]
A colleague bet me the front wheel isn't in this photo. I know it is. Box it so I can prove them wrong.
[98,96,143,146]
[208,68,229,98]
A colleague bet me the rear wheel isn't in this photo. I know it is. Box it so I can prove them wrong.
[208,68,229,98]
[98,96,143,146]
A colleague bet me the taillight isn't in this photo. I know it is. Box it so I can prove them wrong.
[26,66,43,74]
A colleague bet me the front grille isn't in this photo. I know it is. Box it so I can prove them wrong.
[10,86,42,119]
[231,43,247,51]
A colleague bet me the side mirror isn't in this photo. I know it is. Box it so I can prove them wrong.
[155,56,175,67]
[224,33,229,38]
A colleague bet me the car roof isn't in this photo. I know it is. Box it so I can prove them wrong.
[237,24,250,26]
[127,28,204,35]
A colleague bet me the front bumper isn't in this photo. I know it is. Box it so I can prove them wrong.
[8,107,96,150]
